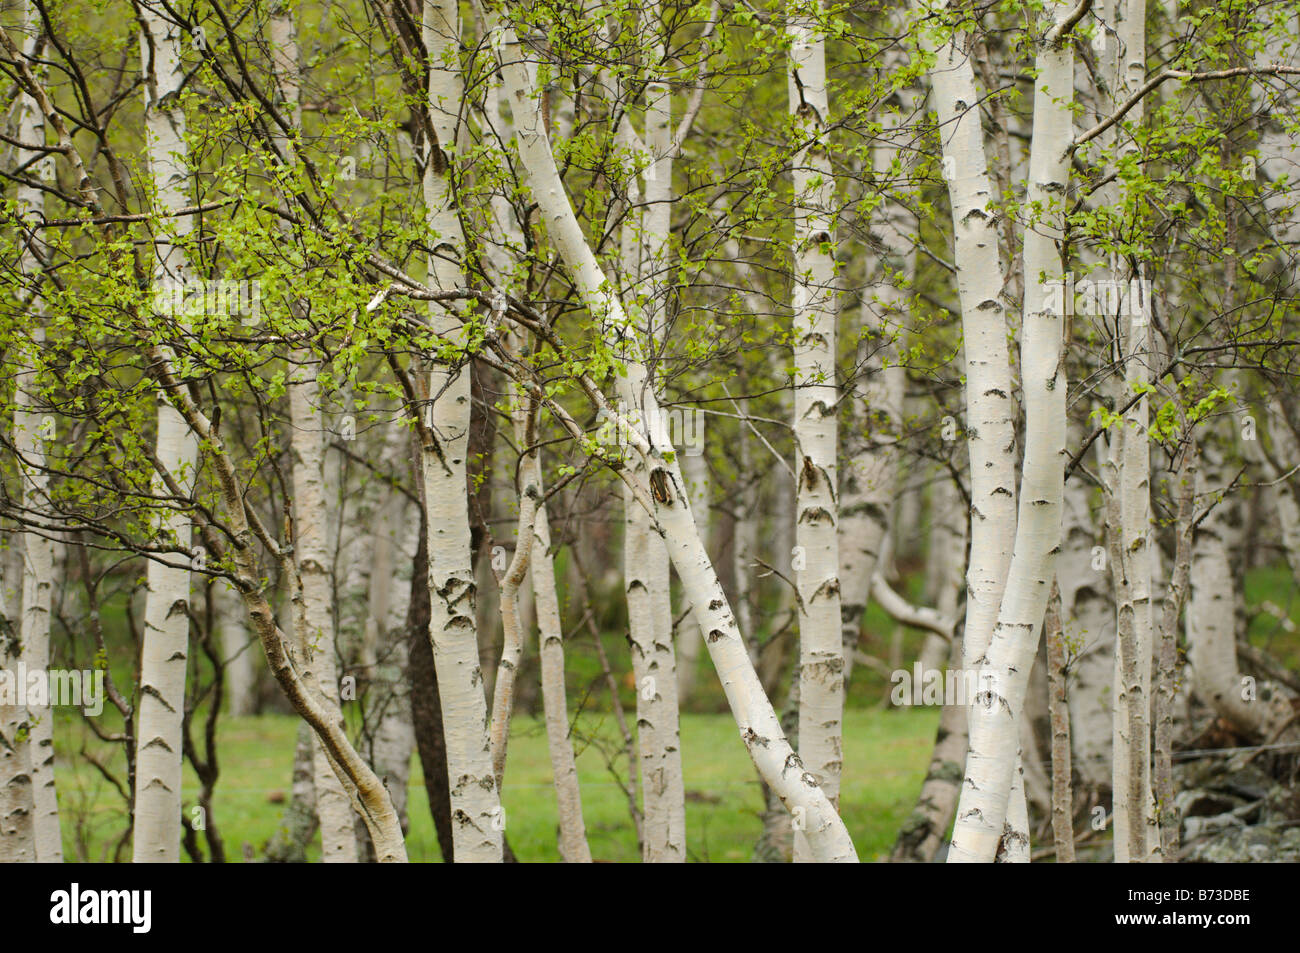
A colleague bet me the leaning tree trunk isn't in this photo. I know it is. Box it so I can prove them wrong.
[493,13,857,861]
[145,349,408,861]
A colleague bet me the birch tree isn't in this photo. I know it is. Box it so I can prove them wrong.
[10,0,59,861]
[420,0,503,862]
[267,1,359,864]
[490,7,857,862]
[132,2,200,863]
[787,3,845,863]
[615,10,687,860]
[949,0,1077,863]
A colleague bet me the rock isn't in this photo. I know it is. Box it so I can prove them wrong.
[1185,825,1300,863]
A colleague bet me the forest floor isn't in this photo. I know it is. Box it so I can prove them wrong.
[53,707,939,863]
[47,564,1299,861]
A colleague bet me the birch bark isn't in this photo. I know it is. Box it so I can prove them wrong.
[14,350,58,861]
[133,3,199,862]
[676,450,710,703]
[839,70,913,687]
[492,13,856,861]
[482,68,590,863]
[915,0,1017,702]
[422,0,503,862]
[949,0,1075,863]
[614,20,686,862]
[289,365,358,862]
[12,2,59,861]
[268,3,359,863]
[0,541,34,861]
[787,0,844,862]
[915,0,1024,862]
[1096,0,1157,863]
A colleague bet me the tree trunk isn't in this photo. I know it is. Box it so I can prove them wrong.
[1044,585,1075,862]
[419,0,503,862]
[950,1,1074,863]
[0,541,35,861]
[11,5,60,859]
[289,359,359,863]
[493,15,856,861]
[132,4,199,864]
[788,0,845,863]
[407,503,455,862]
[615,39,688,861]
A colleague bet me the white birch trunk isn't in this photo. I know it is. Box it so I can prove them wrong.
[493,15,856,861]
[949,0,1074,863]
[615,26,687,862]
[0,536,34,861]
[422,0,502,862]
[289,363,358,863]
[133,3,198,861]
[916,0,1018,688]
[1095,0,1157,864]
[14,361,59,862]
[788,0,844,863]
[267,4,358,863]
[917,0,1023,862]
[12,4,60,860]
[216,581,257,717]
[676,450,710,703]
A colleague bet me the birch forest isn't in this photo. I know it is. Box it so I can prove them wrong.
[1,0,1299,867]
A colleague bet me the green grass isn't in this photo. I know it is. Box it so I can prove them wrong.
[54,706,939,863]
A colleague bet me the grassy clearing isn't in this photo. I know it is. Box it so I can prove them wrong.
[54,706,939,863]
